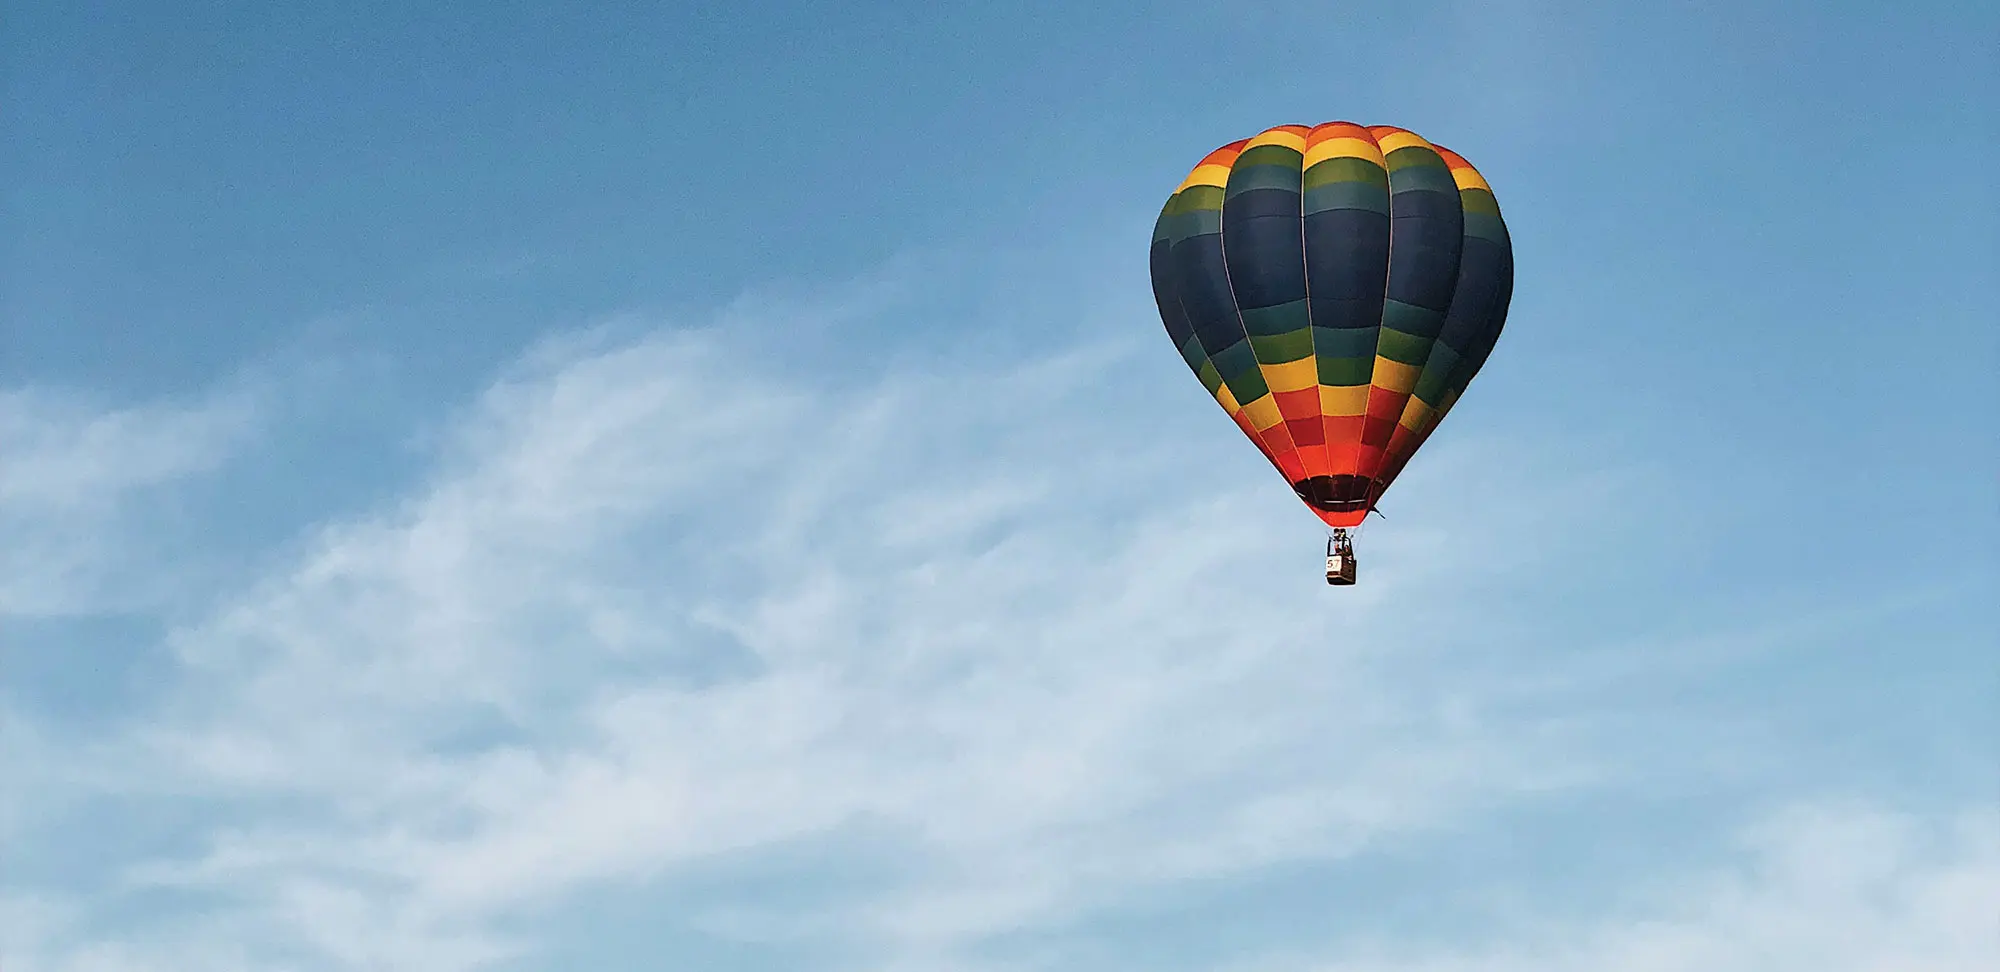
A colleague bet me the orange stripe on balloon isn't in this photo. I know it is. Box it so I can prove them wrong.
[1197,139,1251,168]
[1306,121,1373,146]
[1273,449,1308,483]
[1298,446,1333,479]
[1432,145,1493,191]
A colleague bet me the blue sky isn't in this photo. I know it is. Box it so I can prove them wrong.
[4,0,1996,968]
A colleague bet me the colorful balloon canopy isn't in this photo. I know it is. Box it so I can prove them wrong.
[1149,122,1514,528]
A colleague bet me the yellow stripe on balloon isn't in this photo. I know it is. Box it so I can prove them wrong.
[1260,357,1318,394]
[1370,357,1423,394]
[1303,137,1384,169]
[1450,165,1491,191]
[1373,129,1431,155]
[1245,127,1309,152]
[1319,384,1369,417]
[1178,163,1233,191]
[1240,394,1286,431]
[1398,397,1436,432]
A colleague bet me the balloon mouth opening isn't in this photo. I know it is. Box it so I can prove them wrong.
[1290,475,1375,513]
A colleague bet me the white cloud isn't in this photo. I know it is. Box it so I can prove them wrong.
[1,280,1655,971]
[1245,801,2000,972]
[0,389,251,510]
[0,386,258,616]
[44,259,1967,971]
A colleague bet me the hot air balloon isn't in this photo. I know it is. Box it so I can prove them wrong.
[1149,123,1514,585]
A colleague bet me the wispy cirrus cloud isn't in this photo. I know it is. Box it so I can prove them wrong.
[3,263,1982,972]
[2,265,1652,970]
[1243,801,2000,972]
[0,386,260,617]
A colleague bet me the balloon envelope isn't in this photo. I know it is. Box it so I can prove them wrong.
[1149,123,1514,528]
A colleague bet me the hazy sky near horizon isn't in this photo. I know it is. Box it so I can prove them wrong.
[5,1,1996,969]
